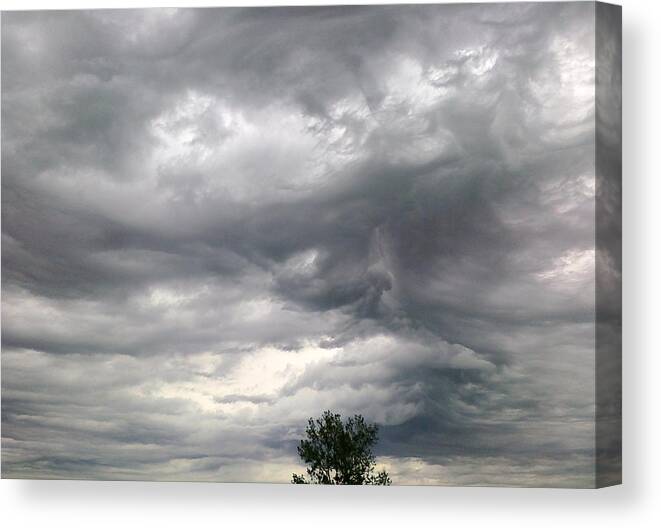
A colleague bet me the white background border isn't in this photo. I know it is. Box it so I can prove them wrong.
[1,0,658,526]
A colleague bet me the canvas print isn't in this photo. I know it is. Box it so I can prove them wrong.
[1,2,621,487]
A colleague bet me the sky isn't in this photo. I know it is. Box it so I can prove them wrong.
[2,3,605,486]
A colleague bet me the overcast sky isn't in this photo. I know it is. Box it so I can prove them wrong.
[2,3,601,486]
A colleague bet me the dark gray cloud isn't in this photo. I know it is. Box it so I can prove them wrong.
[2,3,599,486]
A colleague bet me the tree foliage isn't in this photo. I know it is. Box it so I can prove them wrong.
[291,410,391,485]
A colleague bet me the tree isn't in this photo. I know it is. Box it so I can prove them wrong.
[291,410,391,485]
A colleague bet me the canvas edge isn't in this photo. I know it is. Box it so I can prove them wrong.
[594,0,622,489]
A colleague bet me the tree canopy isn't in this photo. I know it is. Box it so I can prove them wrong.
[291,410,391,485]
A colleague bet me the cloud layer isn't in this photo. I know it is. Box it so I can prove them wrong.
[2,3,598,486]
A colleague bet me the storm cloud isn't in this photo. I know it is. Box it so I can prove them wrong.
[2,3,602,486]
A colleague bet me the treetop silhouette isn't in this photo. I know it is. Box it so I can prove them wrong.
[292,410,391,485]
